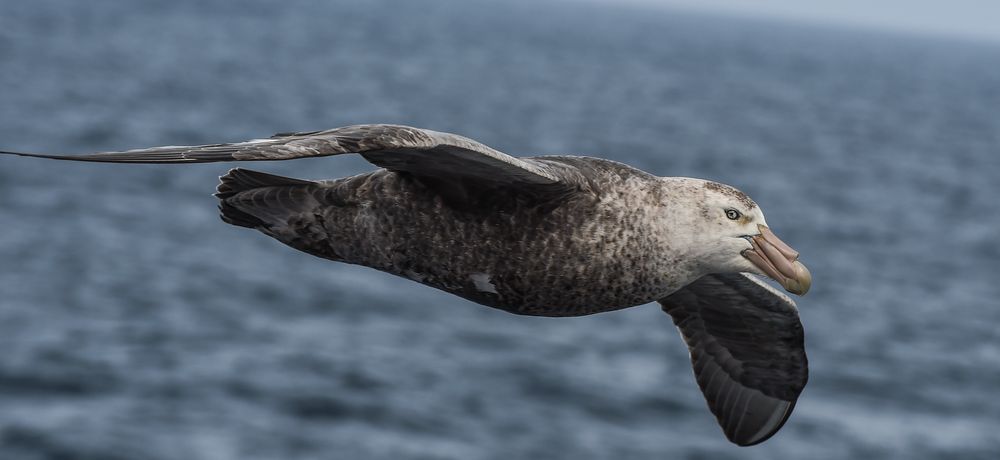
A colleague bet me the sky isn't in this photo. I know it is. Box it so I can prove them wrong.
[603,0,1000,43]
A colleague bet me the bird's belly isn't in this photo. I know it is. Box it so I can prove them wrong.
[312,173,683,316]
[374,243,679,317]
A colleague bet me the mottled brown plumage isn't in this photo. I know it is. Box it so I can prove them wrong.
[0,124,811,446]
[219,157,682,316]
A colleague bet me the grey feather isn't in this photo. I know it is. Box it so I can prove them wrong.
[1,124,811,446]
[0,124,563,190]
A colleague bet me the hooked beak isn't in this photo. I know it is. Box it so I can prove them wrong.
[742,224,811,295]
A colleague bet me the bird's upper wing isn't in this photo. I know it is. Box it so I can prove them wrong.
[658,272,808,446]
[0,124,571,192]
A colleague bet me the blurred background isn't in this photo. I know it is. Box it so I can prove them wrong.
[1,0,998,458]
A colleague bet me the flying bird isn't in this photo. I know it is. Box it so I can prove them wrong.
[1,124,811,446]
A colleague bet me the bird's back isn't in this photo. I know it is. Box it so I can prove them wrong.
[219,158,684,316]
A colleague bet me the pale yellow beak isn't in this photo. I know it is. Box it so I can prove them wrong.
[742,224,811,295]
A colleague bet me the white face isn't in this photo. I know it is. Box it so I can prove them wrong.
[659,178,767,277]
[690,182,768,276]
[661,178,811,295]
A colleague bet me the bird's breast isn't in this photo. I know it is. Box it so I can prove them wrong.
[321,171,684,316]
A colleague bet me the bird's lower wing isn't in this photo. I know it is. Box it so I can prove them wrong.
[658,272,808,446]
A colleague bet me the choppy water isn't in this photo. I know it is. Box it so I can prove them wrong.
[1,0,999,458]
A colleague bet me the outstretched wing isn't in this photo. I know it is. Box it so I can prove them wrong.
[659,272,808,446]
[0,124,564,189]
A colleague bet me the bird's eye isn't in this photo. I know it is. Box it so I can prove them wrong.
[725,209,741,220]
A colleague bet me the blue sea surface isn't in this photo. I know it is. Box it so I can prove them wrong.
[1,0,999,458]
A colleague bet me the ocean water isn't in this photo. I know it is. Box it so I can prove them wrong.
[1,0,999,458]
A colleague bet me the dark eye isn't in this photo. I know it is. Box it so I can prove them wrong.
[725,209,741,220]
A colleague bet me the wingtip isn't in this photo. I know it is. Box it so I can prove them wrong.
[728,399,797,447]
[0,149,107,161]
[0,150,68,160]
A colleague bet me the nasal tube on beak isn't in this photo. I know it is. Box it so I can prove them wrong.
[742,224,811,295]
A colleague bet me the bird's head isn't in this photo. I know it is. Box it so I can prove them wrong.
[664,178,811,296]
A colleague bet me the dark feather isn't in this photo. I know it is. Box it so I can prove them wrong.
[0,124,574,204]
[659,272,808,446]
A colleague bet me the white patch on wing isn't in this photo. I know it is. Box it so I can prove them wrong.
[740,273,796,308]
[469,273,498,294]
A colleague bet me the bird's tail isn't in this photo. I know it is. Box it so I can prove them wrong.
[215,168,315,228]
